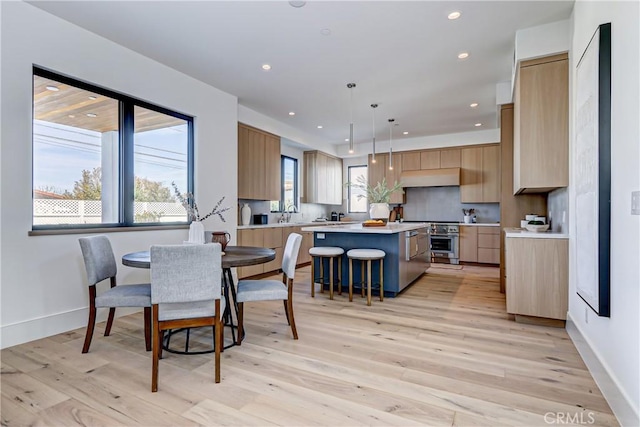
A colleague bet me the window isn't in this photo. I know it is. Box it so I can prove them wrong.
[348,165,368,213]
[270,155,298,212]
[32,67,193,229]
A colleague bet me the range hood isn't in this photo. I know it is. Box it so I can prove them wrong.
[400,168,461,187]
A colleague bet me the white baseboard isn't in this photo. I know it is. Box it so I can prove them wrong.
[566,314,640,427]
[1,306,140,350]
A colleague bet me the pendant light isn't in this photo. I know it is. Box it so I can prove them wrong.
[388,118,395,170]
[370,103,378,163]
[347,83,356,154]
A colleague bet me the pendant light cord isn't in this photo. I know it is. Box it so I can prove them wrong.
[371,104,378,163]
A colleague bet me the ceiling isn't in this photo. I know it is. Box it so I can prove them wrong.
[30,1,574,150]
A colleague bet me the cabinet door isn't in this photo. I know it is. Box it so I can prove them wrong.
[420,150,441,169]
[237,229,265,278]
[440,149,461,168]
[402,152,421,171]
[237,125,252,199]
[482,145,501,202]
[388,153,404,204]
[264,134,281,201]
[459,225,478,262]
[264,227,283,249]
[460,147,483,203]
[331,156,343,205]
[368,153,387,190]
[251,129,267,200]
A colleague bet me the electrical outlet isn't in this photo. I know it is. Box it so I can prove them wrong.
[632,191,640,215]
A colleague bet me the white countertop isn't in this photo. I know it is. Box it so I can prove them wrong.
[301,222,429,234]
[459,223,501,227]
[504,227,569,239]
[238,221,354,230]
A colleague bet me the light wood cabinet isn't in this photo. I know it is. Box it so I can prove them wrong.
[303,151,342,205]
[459,226,478,263]
[402,152,421,171]
[460,225,500,264]
[514,53,568,194]
[238,123,281,200]
[367,153,405,205]
[420,151,440,169]
[499,104,547,292]
[460,144,500,203]
[237,228,266,278]
[440,149,461,168]
[506,236,568,320]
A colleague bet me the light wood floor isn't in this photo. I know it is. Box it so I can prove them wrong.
[1,265,618,426]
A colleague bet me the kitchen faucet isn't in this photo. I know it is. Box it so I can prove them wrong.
[285,204,298,222]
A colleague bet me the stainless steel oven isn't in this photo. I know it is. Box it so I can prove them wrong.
[429,222,459,264]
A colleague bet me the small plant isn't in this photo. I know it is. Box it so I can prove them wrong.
[171,182,230,222]
[346,175,403,204]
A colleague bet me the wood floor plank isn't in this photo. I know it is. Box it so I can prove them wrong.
[0,264,618,426]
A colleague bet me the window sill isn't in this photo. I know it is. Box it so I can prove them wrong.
[29,224,189,236]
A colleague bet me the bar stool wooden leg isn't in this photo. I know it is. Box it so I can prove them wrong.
[337,256,342,295]
[329,256,334,300]
[366,260,372,306]
[379,259,384,302]
[361,260,365,298]
[310,256,315,297]
[320,257,325,294]
[348,258,353,302]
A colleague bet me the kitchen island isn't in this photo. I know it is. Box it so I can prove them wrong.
[301,222,430,297]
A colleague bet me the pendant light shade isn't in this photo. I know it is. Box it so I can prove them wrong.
[371,103,378,163]
[388,118,395,170]
[347,83,356,154]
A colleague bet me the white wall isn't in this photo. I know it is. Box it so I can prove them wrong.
[569,1,639,424]
[0,2,238,348]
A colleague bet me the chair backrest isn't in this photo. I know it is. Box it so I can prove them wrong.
[282,233,303,279]
[150,243,222,305]
[79,235,117,286]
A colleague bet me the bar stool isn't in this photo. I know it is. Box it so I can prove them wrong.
[309,246,344,299]
[347,249,385,306]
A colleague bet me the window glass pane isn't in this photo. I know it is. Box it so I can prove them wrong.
[283,157,297,210]
[133,106,189,223]
[33,75,119,226]
[348,165,368,213]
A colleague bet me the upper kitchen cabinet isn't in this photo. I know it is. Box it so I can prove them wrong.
[460,144,501,203]
[401,148,461,171]
[238,123,281,200]
[368,153,405,204]
[303,150,343,205]
[513,53,569,194]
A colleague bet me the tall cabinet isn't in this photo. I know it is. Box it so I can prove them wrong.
[368,153,404,204]
[303,150,343,205]
[238,123,281,200]
[460,144,500,203]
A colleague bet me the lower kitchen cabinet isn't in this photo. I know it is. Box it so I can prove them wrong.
[505,235,568,321]
[460,225,500,264]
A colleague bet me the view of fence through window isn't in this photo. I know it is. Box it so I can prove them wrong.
[32,74,190,226]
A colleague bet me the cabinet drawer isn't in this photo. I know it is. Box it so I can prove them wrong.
[478,234,500,249]
[478,248,500,264]
[478,226,500,235]
[264,227,283,248]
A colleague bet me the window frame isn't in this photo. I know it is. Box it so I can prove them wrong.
[348,164,368,213]
[32,66,194,231]
[275,155,298,213]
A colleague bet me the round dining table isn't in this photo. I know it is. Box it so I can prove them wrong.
[122,245,275,352]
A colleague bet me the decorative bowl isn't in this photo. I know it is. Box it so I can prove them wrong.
[525,223,550,232]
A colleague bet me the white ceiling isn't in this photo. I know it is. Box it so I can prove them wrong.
[30,0,574,150]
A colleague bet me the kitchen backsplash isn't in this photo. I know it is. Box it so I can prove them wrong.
[401,186,500,223]
[238,200,341,225]
[547,187,568,232]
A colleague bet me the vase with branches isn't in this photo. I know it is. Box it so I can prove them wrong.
[345,176,403,221]
[172,182,230,243]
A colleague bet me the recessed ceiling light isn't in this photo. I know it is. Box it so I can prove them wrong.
[470,102,478,108]
[320,28,331,36]
[448,11,461,20]
[86,113,98,118]
[475,123,482,127]
[345,138,349,142]
[317,125,323,129]
[261,64,271,71]
[289,1,306,7]
[403,131,409,135]
[88,96,97,100]
[288,111,295,116]
[458,52,469,60]
[46,85,59,92]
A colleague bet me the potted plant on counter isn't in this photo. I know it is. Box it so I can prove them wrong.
[346,176,403,221]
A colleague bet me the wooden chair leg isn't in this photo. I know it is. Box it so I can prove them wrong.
[367,260,372,306]
[151,306,160,392]
[348,258,353,302]
[283,300,291,325]
[104,307,116,336]
[310,256,315,297]
[236,302,244,345]
[287,298,298,340]
[144,307,151,351]
[82,305,97,353]
[214,319,221,383]
[159,330,164,360]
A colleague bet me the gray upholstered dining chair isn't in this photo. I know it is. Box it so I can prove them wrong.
[78,235,151,353]
[236,233,302,345]
[150,243,224,392]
